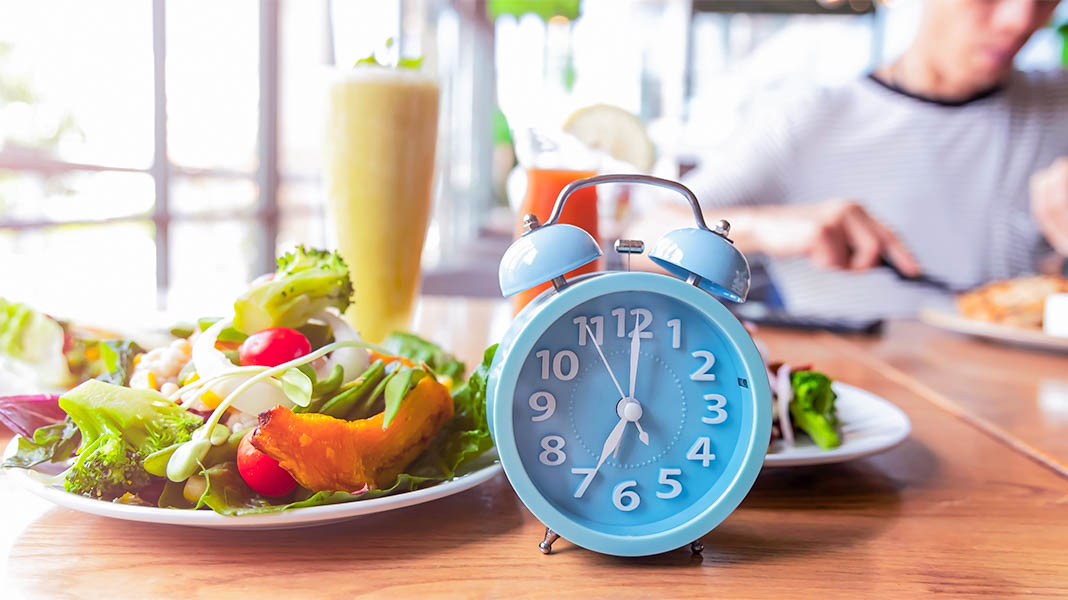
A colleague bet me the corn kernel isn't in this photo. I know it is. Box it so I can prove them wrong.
[146,371,158,390]
[201,388,223,409]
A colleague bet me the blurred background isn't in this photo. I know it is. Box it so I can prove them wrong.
[1,0,1066,324]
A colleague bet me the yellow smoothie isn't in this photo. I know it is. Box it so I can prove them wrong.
[325,68,439,343]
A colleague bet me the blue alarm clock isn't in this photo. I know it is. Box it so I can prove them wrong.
[487,174,772,557]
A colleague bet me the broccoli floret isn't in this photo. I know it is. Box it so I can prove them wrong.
[64,434,151,500]
[789,370,840,450]
[233,245,354,334]
[59,380,201,499]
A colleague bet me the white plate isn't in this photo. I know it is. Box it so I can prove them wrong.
[3,382,904,523]
[3,441,501,530]
[919,307,1068,353]
[764,382,910,467]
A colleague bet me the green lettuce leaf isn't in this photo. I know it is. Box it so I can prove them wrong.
[789,370,840,450]
[0,297,72,387]
[93,339,144,387]
[404,344,496,480]
[382,332,466,380]
[2,417,80,468]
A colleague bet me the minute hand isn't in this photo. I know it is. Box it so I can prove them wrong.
[585,324,627,400]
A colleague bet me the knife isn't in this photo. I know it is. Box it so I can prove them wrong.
[878,257,962,293]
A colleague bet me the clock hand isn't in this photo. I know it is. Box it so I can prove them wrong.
[624,326,650,446]
[628,324,640,400]
[585,323,650,458]
[614,416,649,458]
[633,420,650,446]
[594,417,628,476]
[619,322,649,444]
[585,323,627,401]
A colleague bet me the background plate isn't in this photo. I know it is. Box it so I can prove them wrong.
[919,307,1068,354]
[764,382,910,467]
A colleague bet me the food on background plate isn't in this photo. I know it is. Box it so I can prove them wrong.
[0,297,140,390]
[768,364,840,451]
[1,246,495,515]
[957,275,1068,330]
[746,325,842,452]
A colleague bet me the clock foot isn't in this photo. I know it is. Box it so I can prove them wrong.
[689,540,704,555]
[539,528,561,554]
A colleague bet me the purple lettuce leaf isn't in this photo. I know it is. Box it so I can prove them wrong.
[0,394,66,438]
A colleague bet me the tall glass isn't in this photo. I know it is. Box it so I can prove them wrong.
[512,168,602,312]
[325,68,439,342]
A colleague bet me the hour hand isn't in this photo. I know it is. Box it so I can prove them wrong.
[628,323,641,400]
[597,418,628,470]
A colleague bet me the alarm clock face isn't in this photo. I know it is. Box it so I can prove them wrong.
[509,287,760,537]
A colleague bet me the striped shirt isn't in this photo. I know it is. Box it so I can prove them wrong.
[683,69,1068,320]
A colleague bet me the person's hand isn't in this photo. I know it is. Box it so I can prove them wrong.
[1030,157,1068,255]
[752,199,920,276]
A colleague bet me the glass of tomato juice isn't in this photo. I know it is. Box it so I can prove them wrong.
[512,167,603,312]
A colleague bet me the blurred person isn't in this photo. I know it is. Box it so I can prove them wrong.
[634,0,1068,319]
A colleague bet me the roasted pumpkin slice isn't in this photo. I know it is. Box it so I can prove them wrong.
[368,351,417,369]
[250,376,454,492]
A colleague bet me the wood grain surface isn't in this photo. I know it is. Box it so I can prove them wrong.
[2,300,1067,599]
[854,320,1068,478]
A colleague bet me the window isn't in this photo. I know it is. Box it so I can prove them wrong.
[0,0,393,323]
[1,0,504,320]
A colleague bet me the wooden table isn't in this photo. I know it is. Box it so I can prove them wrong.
[2,300,1068,598]
[855,320,1068,478]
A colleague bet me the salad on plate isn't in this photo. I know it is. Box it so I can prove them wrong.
[1,246,495,515]
[767,362,840,451]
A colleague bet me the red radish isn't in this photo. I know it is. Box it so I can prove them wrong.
[237,431,297,497]
[238,328,311,367]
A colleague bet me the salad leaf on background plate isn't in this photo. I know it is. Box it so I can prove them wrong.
[789,370,840,450]
[0,297,73,387]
